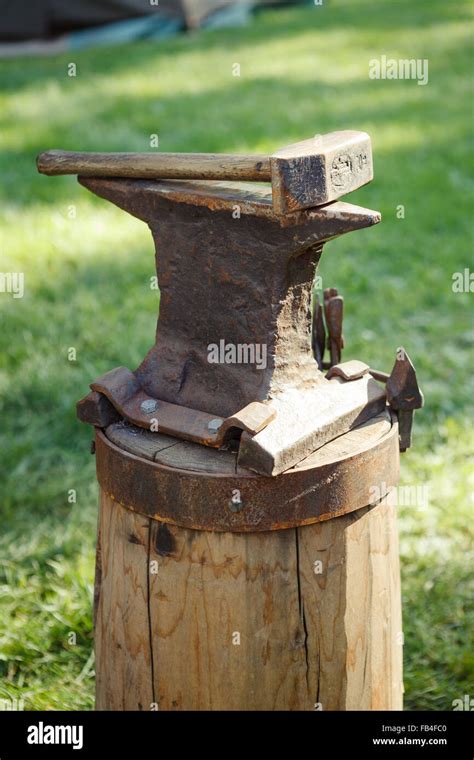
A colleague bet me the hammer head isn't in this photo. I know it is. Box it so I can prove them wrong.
[271,130,373,214]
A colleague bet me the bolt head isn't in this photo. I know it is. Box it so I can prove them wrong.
[140,399,158,414]
[208,418,223,434]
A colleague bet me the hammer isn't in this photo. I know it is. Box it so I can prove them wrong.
[37,130,373,214]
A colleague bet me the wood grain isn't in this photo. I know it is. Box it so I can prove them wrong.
[105,410,391,472]
[94,490,154,710]
[297,497,403,710]
[271,131,373,214]
[37,130,373,215]
[98,412,399,532]
[37,150,271,181]
[95,489,403,710]
[147,523,308,710]
[105,420,238,473]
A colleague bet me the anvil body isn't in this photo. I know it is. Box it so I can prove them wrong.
[80,177,381,422]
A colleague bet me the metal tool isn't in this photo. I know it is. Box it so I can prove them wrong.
[37,130,373,214]
[386,348,424,451]
[324,287,344,367]
[312,294,326,370]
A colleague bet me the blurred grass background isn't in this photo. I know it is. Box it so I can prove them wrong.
[0,0,473,710]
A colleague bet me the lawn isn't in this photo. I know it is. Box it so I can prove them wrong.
[0,0,473,710]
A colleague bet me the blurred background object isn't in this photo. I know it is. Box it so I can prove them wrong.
[0,0,308,56]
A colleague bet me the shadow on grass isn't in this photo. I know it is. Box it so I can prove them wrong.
[1,59,472,210]
[0,0,471,94]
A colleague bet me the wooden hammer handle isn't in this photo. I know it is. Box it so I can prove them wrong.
[37,150,271,181]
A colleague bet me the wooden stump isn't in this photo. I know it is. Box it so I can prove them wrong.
[93,414,403,711]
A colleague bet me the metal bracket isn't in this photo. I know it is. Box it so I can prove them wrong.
[78,363,387,477]
[95,411,400,532]
[78,366,276,447]
[237,372,386,475]
[326,359,369,381]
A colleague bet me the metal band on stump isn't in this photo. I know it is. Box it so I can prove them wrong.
[95,412,399,532]
[94,415,403,711]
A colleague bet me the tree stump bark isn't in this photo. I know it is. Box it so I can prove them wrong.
[93,413,403,711]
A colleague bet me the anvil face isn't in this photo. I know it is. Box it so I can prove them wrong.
[80,177,380,419]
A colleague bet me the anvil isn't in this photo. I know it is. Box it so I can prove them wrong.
[74,176,386,475]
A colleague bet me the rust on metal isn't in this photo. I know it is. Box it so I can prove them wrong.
[95,413,400,532]
[36,136,423,532]
[369,368,390,383]
[218,401,277,439]
[312,294,326,370]
[236,374,387,476]
[72,176,383,474]
[386,348,424,451]
[77,177,381,421]
[324,288,344,367]
[326,360,369,381]
[89,366,276,447]
[76,390,120,428]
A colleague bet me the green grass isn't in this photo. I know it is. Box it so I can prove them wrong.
[0,0,473,711]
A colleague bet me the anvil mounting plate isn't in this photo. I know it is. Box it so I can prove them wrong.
[238,374,386,475]
[87,366,276,447]
[79,366,387,477]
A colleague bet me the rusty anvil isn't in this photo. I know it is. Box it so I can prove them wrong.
[37,132,421,475]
